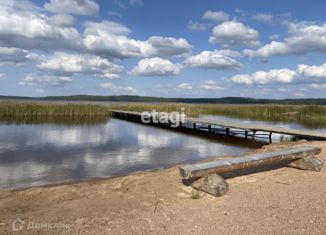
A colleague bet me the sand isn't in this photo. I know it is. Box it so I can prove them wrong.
[0,140,326,235]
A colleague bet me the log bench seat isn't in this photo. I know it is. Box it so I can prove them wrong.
[179,146,323,197]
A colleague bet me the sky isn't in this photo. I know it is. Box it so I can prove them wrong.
[1,0,326,98]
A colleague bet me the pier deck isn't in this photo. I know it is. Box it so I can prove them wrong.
[112,110,326,142]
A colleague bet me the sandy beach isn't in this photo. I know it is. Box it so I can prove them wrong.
[0,140,325,235]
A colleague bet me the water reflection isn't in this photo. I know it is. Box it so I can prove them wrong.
[0,119,259,190]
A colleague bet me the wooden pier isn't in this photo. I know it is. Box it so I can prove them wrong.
[112,110,326,142]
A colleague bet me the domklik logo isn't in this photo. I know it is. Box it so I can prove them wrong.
[12,218,25,232]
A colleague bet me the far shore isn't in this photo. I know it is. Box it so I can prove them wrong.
[1,140,325,234]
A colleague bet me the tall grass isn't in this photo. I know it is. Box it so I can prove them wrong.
[0,102,111,125]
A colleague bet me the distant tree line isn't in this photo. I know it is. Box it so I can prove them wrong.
[1,95,326,105]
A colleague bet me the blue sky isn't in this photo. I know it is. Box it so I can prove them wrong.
[1,0,326,98]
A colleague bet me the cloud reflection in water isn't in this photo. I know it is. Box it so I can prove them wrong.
[0,119,254,189]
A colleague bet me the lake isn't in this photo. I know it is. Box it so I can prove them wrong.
[2,111,325,190]
[0,118,261,190]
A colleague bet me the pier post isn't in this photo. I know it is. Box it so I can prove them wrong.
[226,128,230,136]
[252,131,256,139]
[193,123,197,130]
[269,132,273,143]
[208,125,211,133]
[245,130,248,139]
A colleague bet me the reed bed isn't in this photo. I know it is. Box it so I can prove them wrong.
[0,102,111,116]
[0,102,111,125]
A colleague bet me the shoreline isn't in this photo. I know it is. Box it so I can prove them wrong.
[1,140,326,234]
[0,167,171,193]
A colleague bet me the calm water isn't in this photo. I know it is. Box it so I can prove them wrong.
[0,118,260,190]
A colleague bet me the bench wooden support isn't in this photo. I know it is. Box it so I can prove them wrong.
[179,146,323,197]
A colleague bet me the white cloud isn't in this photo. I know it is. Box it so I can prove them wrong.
[0,73,6,80]
[231,61,326,85]
[213,49,242,57]
[84,21,131,36]
[243,41,289,57]
[230,74,253,85]
[209,21,260,48]
[311,83,326,89]
[178,83,193,90]
[294,92,305,97]
[37,53,123,79]
[83,21,192,58]
[246,22,326,57]
[13,0,42,12]
[0,3,192,60]
[19,74,73,87]
[44,0,99,16]
[231,69,297,85]
[129,0,143,6]
[0,47,31,65]
[147,36,192,57]
[188,21,208,31]
[297,63,326,79]
[202,11,229,22]
[83,30,143,58]
[130,57,183,76]
[107,11,122,18]
[100,83,137,94]
[200,80,223,91]
[51,14,75,27]
[184,50,242,70]
[252,13,273,23]
[0,1,81,51]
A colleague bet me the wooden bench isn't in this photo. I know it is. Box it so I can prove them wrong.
[179,146,323,197]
